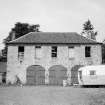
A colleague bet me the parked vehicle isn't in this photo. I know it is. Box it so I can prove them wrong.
[78,65,105,86]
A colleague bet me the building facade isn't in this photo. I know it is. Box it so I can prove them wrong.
[6,32,102,85]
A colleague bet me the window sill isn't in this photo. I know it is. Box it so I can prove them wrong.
[35,57,41,60]
[85,56,91,58]
[69,58,75,60]
[85,57,92,60]
[52,57,57,59]
[51,57,58,61]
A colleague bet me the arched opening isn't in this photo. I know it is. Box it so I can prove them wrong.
[71,65,83,85]
[49,65,67,85]
[26,65,45,85]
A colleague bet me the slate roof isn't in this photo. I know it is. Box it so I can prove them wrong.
[7,32,101,45]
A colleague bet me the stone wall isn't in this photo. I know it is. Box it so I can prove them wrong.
[7,44,102,84]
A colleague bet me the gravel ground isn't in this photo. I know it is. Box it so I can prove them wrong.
[0,86,105,105]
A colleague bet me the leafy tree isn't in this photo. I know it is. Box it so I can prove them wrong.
[1,22,40,61]
[81,19,97,40]
[4,22,40,43]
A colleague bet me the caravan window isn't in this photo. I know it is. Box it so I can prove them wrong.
[90,70,96,76]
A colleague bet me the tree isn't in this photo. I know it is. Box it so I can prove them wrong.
[4,22,40,43]
[1,22,40,61]
[81,19,97,40]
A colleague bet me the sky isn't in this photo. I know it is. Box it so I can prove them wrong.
[0,0,105,49]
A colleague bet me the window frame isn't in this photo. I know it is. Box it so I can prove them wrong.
[18,46,24,53]
[68,46,75,59]
[85,46,91,57]
[35,45,42,59]
[89,70,96,76]
[18,46,24,63]
[51,46,57,58]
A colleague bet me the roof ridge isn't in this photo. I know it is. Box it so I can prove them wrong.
[33,32,77,34]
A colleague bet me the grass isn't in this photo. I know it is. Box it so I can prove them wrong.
[0,86,105,105]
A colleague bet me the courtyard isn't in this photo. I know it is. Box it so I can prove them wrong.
[0,86,105,105]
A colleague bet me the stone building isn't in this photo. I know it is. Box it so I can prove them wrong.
[6,32,102,85]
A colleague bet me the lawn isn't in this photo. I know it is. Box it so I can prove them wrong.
[0,86,105,105]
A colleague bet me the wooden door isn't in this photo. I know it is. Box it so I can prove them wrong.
[27,69,36,85]
[36,70,45,85]
[27,65,45,85]
[49,66,67,85]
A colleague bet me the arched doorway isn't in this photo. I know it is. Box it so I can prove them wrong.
[26,65,45,85]
[71,65,83,85]
[49,65,67,85]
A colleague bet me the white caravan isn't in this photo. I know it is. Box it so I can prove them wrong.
[78,65,105,86]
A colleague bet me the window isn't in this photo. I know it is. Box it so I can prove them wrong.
[85,46,91,57]
[51,46,57,58]
[68,46,75,58]
[35,46,42,58]
[18,46,24,63]
[90,70,96,76]
[18,46,24,52]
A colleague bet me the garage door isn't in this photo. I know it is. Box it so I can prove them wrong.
[49,65,67,85]
[27,65,45,85]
